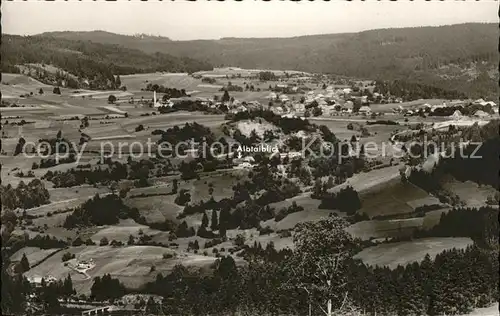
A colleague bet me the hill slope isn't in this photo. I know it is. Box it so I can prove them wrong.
[1,34,212,89]
[42,23,498,98]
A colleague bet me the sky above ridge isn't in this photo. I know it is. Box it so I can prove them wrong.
[3,0,498,40]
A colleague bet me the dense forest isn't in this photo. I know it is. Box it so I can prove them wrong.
[1,34,212,89]
[41,23,498,98]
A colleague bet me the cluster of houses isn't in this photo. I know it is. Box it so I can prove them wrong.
[263,85,374,117]
[148,76,498,121]
[396,99,498,118]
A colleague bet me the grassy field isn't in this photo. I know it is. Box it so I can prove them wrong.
[328,165,402,196]
[441,176,498,208]
[353,237,473,269]
[120,73,200,91]
[347,218,424,240]
[358,180,440,218]
[262,209,331,231]
[126,194,183,223]
[89,220,164,243]
[10,247,61,266]
[48,186,111,203]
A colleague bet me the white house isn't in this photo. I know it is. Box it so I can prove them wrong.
[267,92,278,100]
[235,162,253,170]
[273,106,284,115]
[293,103,306,112]
[473,110,490,118]
[279,94,290,102]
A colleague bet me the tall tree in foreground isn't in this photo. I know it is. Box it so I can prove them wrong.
[285,216,359,316]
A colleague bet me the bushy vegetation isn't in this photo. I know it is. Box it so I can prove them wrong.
[374,80,466,101]
[0,179,50,210]
[144,83,187,98]
[317,186,362,215]
[90,274,126,301]
[274,201,303,222]
[63,194,139,228]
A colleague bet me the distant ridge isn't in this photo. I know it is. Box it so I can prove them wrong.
[3,23,497,98]
[36,23,498,98]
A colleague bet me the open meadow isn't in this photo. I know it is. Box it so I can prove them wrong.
[353,237,474,269]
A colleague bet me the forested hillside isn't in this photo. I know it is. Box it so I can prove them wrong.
[42,23,498,98]
[1,34,212,89]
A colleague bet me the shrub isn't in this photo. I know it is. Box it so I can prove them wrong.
[163,253,175,259]
[62,252,75,262]
[258,225,274,235]
[99,237,109,246]
[85,238,96,246]
[234,234,246,247]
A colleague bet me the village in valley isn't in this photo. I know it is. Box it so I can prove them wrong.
[1,3,499,316]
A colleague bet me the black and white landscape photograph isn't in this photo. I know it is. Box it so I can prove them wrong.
[1,1,499,315]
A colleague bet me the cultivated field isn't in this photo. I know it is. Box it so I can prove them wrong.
[23,244,221,294]
[353,237,473,269]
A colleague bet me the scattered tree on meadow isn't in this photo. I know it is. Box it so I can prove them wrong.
[108,94,117,104]
[201,212,209,228]
[19,254,30,272]
[222,90,230,103]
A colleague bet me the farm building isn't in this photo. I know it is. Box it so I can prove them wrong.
[292,103,306,112]
[344,101,354,110]
[76,258,95,270]
[358,106,372,115]
[28,275,57,287]
[280,151,302,159]
[279,94,290,102]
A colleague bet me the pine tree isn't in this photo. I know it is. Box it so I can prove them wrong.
[127,235,135,245]
[222,90,230,103]
[172,179,178,194]
[211,211,219,230]
[63,274,74,296]
[20,254,30,272]
[201,212,209,228]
